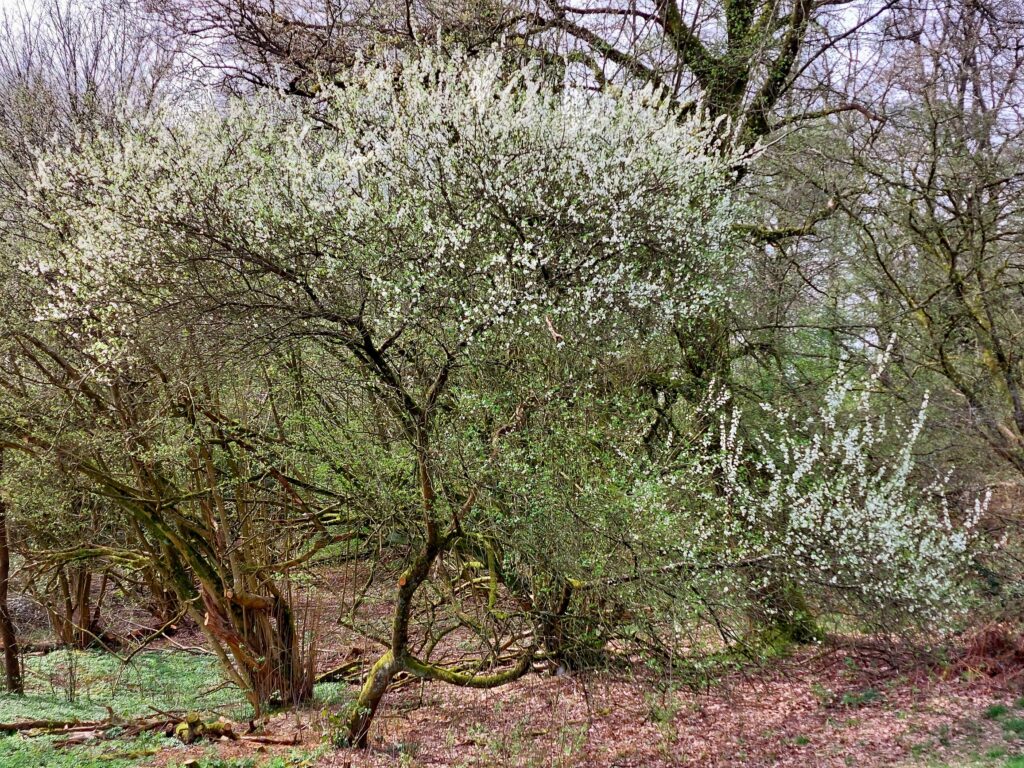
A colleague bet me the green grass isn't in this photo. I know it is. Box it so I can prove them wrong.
[165,748,322,767]
[980,698,1024,740]
[0,650,244,768]
[905,702,1024,768]
[0,737,322,768]
[841,688,883,708]
[1002,718,1024,738]
[0,731,175,768]
[0,649,250,724]
[0,650,341,767]
[918,755,1024,768]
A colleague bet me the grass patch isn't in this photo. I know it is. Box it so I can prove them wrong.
[841,688,883,708]
[0,649,250,723]
[165,750,321,768]
[985,704,1011,720]
[1001,717,1024,738]
[0,731,174,768]
[0,650,341,768]
[0,650,249,768]
[920,754,1024,768]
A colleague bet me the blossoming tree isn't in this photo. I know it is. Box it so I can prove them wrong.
[25,51,740,742]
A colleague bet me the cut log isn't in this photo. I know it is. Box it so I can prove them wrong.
[173,712,238,744]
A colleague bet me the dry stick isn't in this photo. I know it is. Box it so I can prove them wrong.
[242,734,302,745]
[145,705,186,722]
[0,705,189,739]
[0,716,166,738]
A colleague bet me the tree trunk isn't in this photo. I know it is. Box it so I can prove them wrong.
[341,443,441,748]
[49,566,97,649]
[0,452,23,694]
[341,650,398,748]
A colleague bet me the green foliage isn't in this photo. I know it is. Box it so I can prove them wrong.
[974,700,1024,745]
[810,683,835,707]
[0,17,1006,754]
[166,752,318,768]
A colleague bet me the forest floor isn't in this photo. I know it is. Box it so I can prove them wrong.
[1,627,1023,768]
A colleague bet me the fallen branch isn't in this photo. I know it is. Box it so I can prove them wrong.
[173,712,239,744]
[1,711,184,741]
[20,642,63,655]
[242,734,301,745]
[0,718,105,734]
[315,659,366,684]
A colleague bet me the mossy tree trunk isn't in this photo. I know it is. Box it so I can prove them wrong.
[139,516,317,717]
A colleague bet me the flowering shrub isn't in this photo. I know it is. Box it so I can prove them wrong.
[689,357,986,625]
[14,49,749,736]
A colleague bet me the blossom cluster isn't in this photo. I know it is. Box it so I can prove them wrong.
[28,51,741,365]
[679,356,985,624]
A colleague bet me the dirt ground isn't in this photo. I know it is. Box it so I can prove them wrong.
[160,634,1024,768]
